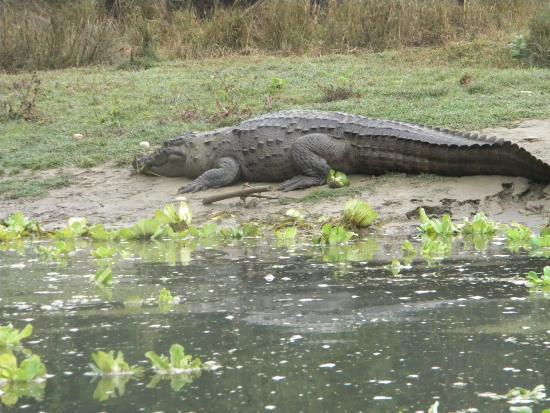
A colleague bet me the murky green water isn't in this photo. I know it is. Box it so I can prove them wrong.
[0,238,548,413]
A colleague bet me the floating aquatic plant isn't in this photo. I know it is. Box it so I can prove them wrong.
[327,169,351,188]
[276,227,297,241]
[0,354,47,384]
[342,200,378,228]
[525,266,550,291]
[220,227,244,239]
[158,288,174,305]
[93,267,113,287]
[418,208,459,237]
[531,234,550,258]
[155,202,192,231]
[35,240,75,260]
[241,222,262,237]
[462,212,499,234]
[314,224,355,245]
[402,240,417,258]
[145,344,206,390]
[145,344,202,375]
[125,219,174,240]
[0,324,32,351]
[92,245,117,259]
[196,222,219,238]
[505,223,534,253]
[52,217,89,239]
[478,384,546,405]
[1,212,40,237]
[88,224,113,241]
[88,351,143,376]
[388,258,402,276]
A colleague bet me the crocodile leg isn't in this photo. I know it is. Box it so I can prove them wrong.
[178,157,240,193]
[280,133,345,191]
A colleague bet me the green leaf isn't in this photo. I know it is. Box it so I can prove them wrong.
[241,222,262,237]
[389,259,401,276]
[90,350,142,376]
[158,288,174,305]
[145,351,170,371]
[200,223,218,238]
[14,356,46,382]
[93,267,113,287]
[462,212,499,234]
[92,246,117,259]
[89,224,112,241]
[402,240,416,256]
[169,344,186,368]
[0,324,33,349]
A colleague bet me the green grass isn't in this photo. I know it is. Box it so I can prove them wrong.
[0,42,549,199]
[0,174,74,199]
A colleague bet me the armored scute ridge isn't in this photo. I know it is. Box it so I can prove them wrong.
[133,110,550,193]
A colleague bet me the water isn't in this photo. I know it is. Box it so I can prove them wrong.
[0,238,548,412]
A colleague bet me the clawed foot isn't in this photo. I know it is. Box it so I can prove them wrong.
[279,175,325,191]
[178,182,208,193]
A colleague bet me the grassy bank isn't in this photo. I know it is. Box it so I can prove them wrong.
[0,44,549,199]
[0,0,548,72]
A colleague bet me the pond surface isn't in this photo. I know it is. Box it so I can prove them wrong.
[0,238,548,413]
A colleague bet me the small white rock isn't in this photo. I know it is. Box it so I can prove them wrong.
[139,141,150,149]
[72,133,84,140]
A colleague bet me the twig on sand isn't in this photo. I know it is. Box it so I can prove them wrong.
[202,186,274,205]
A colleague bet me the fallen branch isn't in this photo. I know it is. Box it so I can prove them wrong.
[202,186,272,205]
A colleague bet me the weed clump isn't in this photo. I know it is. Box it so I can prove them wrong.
[0,73,41,122]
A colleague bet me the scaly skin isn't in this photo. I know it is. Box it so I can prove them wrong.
[132,110,550,192]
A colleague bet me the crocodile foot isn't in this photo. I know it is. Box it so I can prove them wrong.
[178,182,208,193]
[279,175,326,191]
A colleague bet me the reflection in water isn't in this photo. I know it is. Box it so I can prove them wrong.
[0,237,548,413]
[92,376,133,401]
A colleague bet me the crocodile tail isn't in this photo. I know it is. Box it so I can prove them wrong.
[466,139,550,183]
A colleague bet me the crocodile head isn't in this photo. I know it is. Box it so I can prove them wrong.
[133,136,189,177]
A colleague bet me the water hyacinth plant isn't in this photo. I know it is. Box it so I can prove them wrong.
[389,258,402,276]
[342,200,378,228]
[35,240,75,260]
[525,266,550,291]
[0,353,47,384]
[145,344,202,374]
[314,223,355,245]
[462,212,499,234]
[0,324,33,351]
[0,212,40,237]
[418,208,459,237]
[92,245,117,259]
[92,267,113,287]
[88,351,143,376]
[155,202,192,231]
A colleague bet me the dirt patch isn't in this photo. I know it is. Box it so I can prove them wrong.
[1,120,549,232]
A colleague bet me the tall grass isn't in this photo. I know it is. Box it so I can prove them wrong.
[0,0,547,72]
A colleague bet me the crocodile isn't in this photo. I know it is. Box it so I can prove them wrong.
[133,110,550,193]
